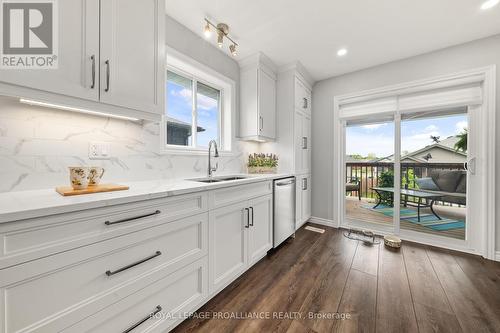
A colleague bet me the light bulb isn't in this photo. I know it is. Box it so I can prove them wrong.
[217,32,224,48]
[204,22,211,38]
[229,44,237,56]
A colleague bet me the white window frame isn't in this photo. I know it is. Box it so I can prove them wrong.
[161,47,235,155]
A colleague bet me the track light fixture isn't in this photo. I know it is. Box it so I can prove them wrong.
[203,19,238,56]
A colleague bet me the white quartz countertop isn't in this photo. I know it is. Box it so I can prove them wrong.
[0,174,294,223]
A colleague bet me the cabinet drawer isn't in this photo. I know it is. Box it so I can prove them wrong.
[63,257,208,333]
[0,192,207,269]
[0,213,208,333]
[208,181,272,209]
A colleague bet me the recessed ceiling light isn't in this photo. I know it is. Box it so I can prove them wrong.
[481,0,499,10]
[337,48,348,57]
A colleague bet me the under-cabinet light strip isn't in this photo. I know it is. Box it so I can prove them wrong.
[19,98,140,121]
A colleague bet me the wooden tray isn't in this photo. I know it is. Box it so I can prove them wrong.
[56,184,129,196]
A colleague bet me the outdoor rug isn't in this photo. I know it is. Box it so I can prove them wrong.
[361,204,465,231]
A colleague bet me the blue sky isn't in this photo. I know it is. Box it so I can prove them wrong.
[346,114,468,158]
[166,81,219,147]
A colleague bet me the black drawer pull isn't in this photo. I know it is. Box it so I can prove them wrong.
[105,210,161,225]
[122,305,162,333]
[106,251,162,276]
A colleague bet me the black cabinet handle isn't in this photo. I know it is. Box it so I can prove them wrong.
[244,208,250,228]
[122,305,162,333]
[106,251,162,276]
[105,60,110,92]
[90,55,95,89]
[249,206,254,226]
[105,210,161,226]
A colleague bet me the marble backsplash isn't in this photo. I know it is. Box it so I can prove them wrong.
[0,96,257,192]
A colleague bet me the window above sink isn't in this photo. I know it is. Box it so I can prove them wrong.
[162,48,236,156]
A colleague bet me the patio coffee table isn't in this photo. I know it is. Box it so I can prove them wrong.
[372,187,444,222]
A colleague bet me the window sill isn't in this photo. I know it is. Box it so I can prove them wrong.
[159,147,237,157]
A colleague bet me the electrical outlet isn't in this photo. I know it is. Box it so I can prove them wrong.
[89,142,111,160]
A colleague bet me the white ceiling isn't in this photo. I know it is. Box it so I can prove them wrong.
[165,0,500,81]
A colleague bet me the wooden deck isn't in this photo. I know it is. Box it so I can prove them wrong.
[345,197,466,240]
[172,224,500,332]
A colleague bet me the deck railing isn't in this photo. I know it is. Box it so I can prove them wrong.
[346,162,465,204]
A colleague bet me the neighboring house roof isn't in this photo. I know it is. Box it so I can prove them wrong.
[372,135,466,163]
[166,117,205,132]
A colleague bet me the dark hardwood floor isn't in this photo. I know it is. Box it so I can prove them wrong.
[172,223,500,333]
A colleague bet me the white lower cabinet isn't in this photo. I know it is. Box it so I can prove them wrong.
[0,213,208,333]
[0,180,274,333]
[247,195,273,266]
[64,258,208,333]
[302,174,312,222]
[296,174,311,230]
[208,201,249,294]
[209,193,273,295]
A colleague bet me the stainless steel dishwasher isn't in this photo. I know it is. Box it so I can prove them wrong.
[273,177,296,247]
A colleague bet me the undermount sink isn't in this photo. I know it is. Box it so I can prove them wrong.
[191,178,222,183]
[216,176,248,181]
[187,175,248,183]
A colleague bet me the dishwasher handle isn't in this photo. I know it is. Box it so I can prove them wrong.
[276,179,295,186]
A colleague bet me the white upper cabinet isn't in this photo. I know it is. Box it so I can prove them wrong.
[258,69,277,139]
[99,0,164,115]
[293,110,311,174]
[271,63,313,175]
[239,53,277,141]
[0,0,165,121]
[0,0,100,101]
[295,77,311,115]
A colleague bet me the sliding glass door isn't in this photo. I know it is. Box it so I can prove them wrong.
[399,110,468,240]
[344,109,469,242]
[344,118,395,229]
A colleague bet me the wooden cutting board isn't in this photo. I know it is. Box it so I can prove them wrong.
[56,184,129,196]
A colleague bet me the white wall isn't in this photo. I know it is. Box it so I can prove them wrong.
[0,15,255,192]
[311,34,500,250]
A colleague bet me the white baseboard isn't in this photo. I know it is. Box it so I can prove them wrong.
[495,251,500,262]
[308,216,337,228]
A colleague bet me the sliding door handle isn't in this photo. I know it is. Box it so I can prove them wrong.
[303,97,308,109]
[302,178,308,190]
[90,55,96,89]
[104,60,110,92]
[465,157,476,175]
[259,116,263,132]
[302,137,308,149]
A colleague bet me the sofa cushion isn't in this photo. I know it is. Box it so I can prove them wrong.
[455,174,467,193]
[429,170,463,193]
[416,177,439,191]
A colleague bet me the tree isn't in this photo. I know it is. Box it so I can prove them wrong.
[454,129,467,152]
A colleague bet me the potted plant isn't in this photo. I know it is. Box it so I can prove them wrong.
[247,153,278,174]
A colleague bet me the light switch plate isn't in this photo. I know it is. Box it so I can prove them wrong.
[89,142,111,160]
